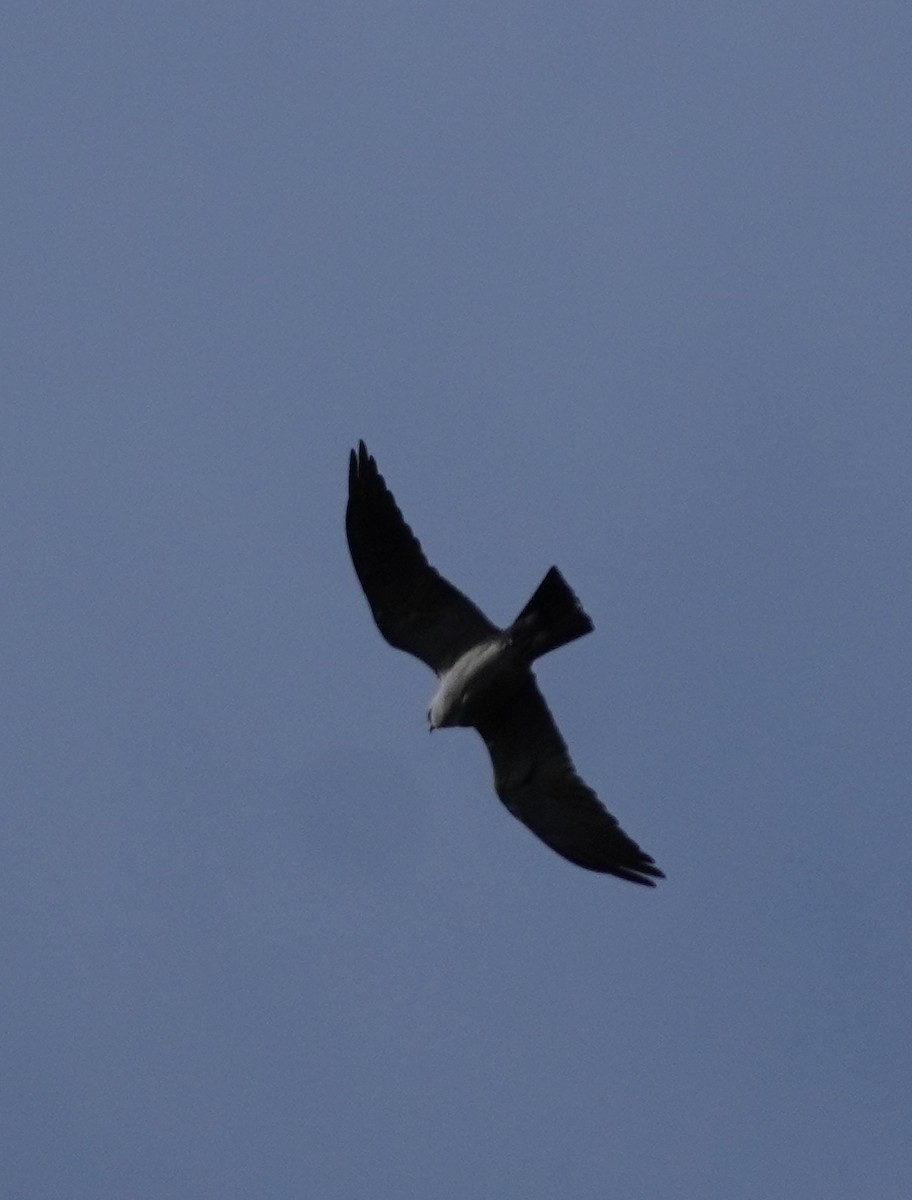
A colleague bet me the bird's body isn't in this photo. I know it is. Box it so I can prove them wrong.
[428,639,512,730]
[345,440,663,886]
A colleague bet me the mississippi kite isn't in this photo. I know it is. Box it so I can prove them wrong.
[346,441,663,886]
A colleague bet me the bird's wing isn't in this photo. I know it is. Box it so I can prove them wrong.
[475,676,664,885]
[346,441,498,672]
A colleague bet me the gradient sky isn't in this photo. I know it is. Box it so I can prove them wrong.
[2,4,910,1197]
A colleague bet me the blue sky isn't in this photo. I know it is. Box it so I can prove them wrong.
[2,3,910,1197]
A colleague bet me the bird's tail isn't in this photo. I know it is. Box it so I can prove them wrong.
[508,567,594,661]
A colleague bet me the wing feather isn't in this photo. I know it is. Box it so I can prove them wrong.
[476,677,664,885]
[346,441,497,671]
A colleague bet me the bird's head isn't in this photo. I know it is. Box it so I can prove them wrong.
[427,682,461,730]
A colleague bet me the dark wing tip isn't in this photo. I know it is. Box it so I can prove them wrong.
[614,859,665,887]
[348,441,385,513]
[349,439,369,486]
[563,836,664,886]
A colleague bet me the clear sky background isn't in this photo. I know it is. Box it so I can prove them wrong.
[2,4,910,1197]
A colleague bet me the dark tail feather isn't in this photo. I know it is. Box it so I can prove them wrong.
[509,567,594,661]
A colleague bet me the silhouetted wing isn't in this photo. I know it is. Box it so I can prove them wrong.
[346,441,498,672]
[475,677,664,885]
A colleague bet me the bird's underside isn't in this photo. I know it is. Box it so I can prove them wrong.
[345,440,664,886]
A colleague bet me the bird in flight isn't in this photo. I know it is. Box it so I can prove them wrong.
[345,441,663,886]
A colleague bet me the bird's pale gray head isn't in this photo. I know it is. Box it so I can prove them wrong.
[427,641,508,730]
